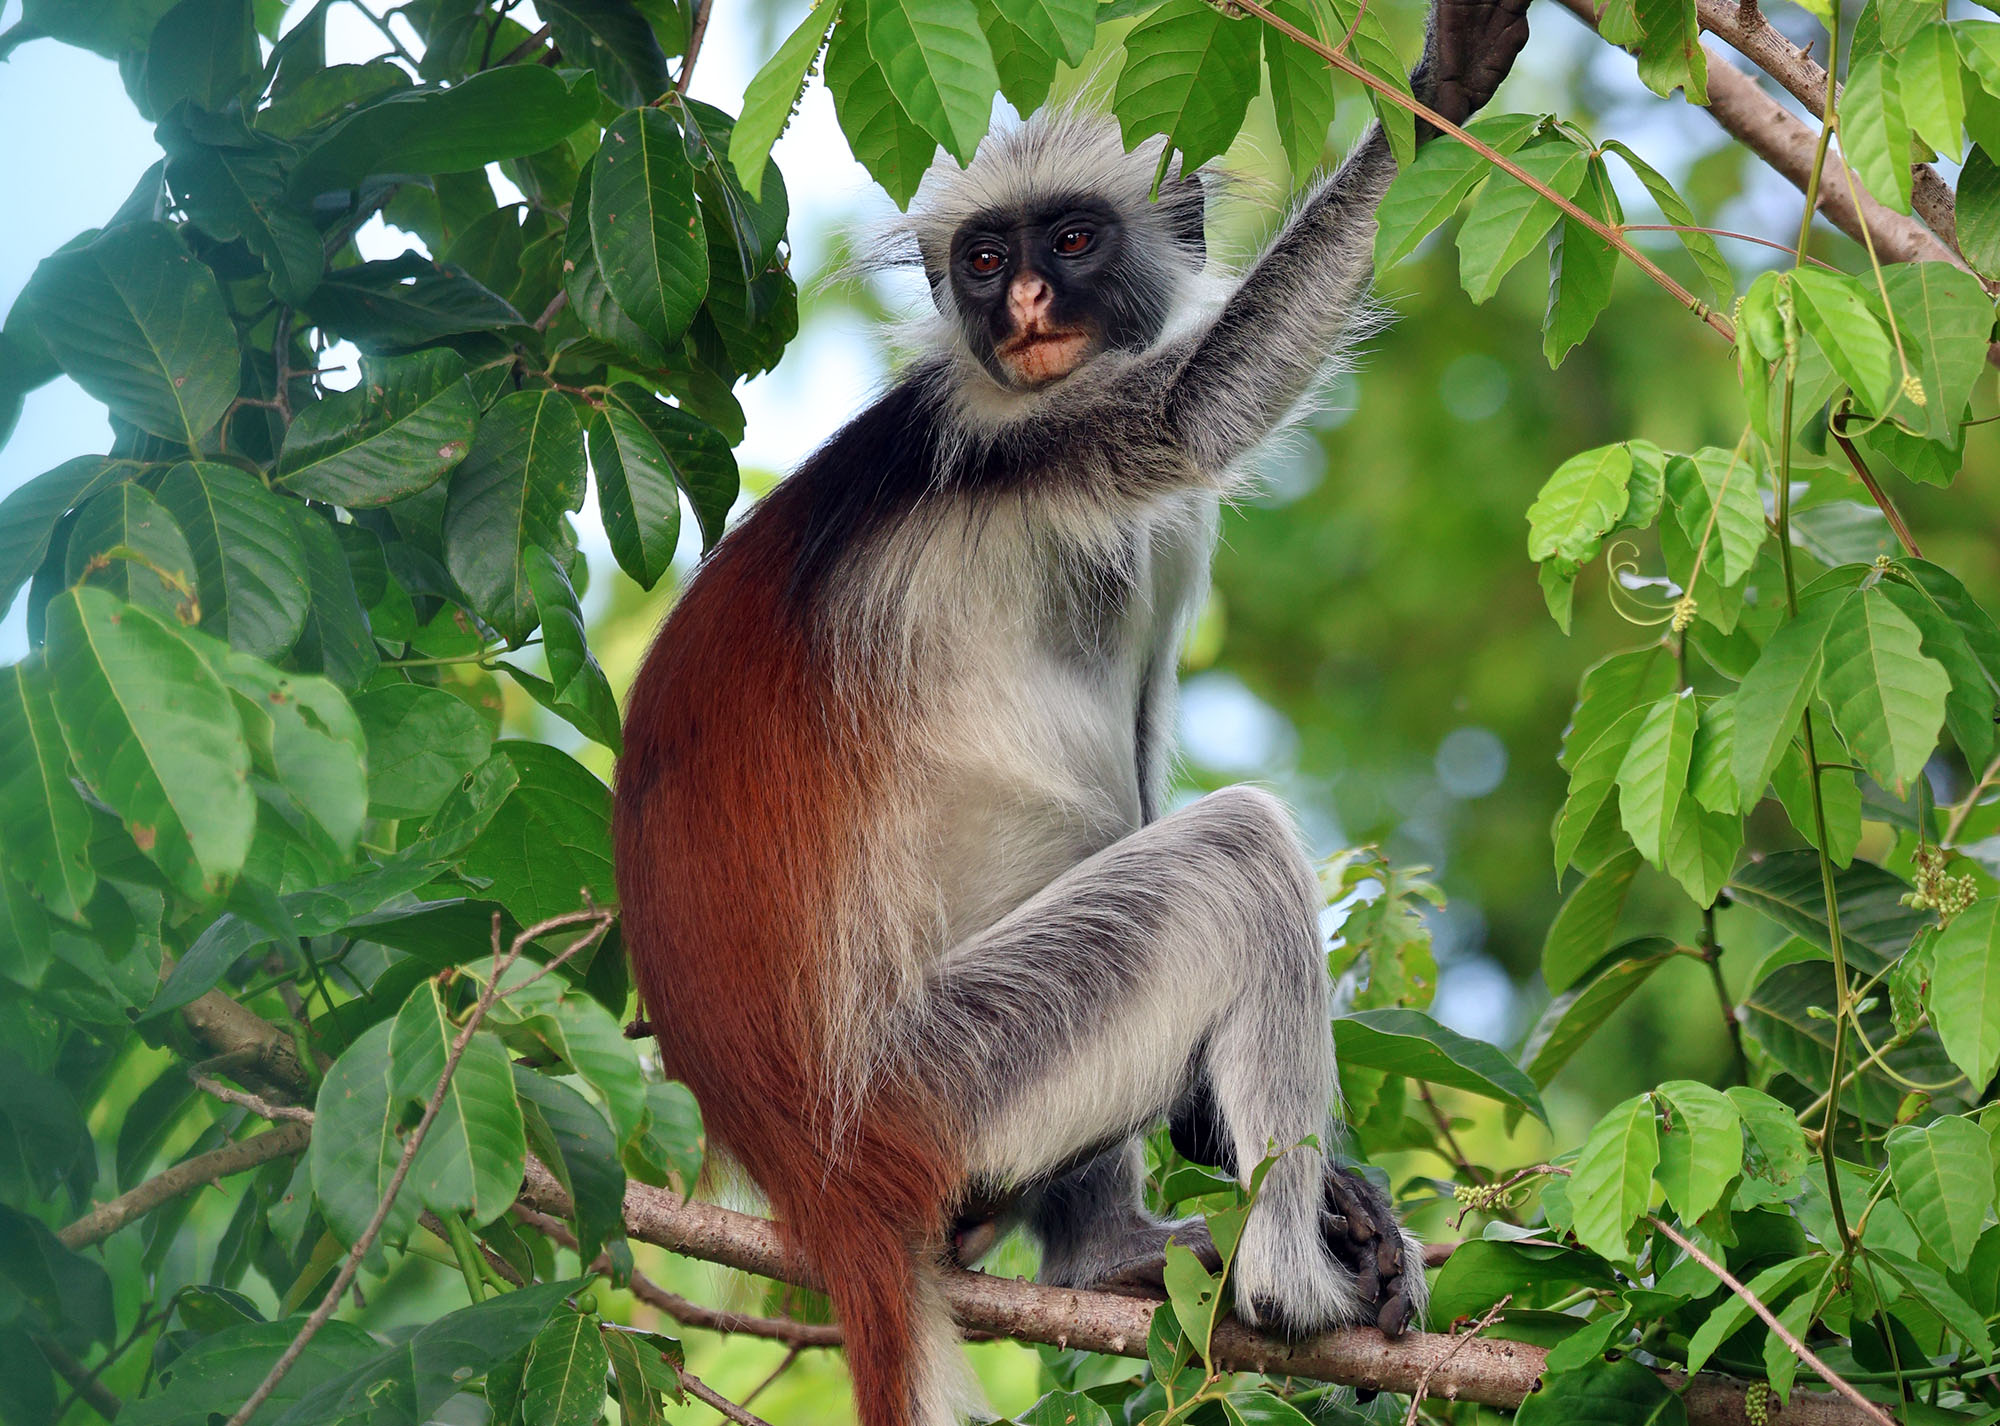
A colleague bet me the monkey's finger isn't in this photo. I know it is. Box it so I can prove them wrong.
[1376,1289,1411,1337]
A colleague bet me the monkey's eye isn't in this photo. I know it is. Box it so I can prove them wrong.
[1054,227,1095,256]
[966,244,1006,276]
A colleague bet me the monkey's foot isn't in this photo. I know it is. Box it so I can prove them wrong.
[1322,1166,1417,1337]
[1415,0,1533,129]
[1084,1219,1222,1298]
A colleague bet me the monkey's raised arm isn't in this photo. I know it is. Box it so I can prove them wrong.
[1160,0,1530,473]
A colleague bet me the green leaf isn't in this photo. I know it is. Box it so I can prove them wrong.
[1902,24,1966,159]
[290,506,381,693]
[155,461,310,660]
[1616,690,1697,866]
[443,389,588,646]
[596,383,737,568]
[1113,0,1263,175]
[24,223,238,445]
[389,983,526,1227]
[514,549,622,751]
[995,0,1095,64]
[866,0,1001,164]
[278,350,478,507]
[1662,794,1742,907]
[1601,139,1731,306]
[981,4,1060,113]
[1162,1238,1223,1364]
[0,664,95,923]
[1456,140,1590,305]
[1516,1357,1686,1426]
[1556,706,1647,873]
[1685,1256,1819,1374]
[592,107,711,350]
[5,0,179,57]
[1019,1390,1115,1426]
[1665,447,1765,587]
[516,1068,626,1264]
[1727,1085,1809,1207]
[1653,1080,1740,1224]
[462,743,614,929]
[733,2,837,200]
[1959,146,2000,280]
[603,1329,667,1426]
[826,16,939,209]
[521,1309,610,1426]
[142,0,257,115]
[303,254,524,351]
[1374,112,1543,271]
[1334,1008,1548,1123]
[45,588,253,900]
[1877,261,1994,447]
[221,651,367,856]
[1726,852,1925,977]
[562,160,670,369]
[270,1280,580,1426]
[1521,938,1679,1088]
[1430,1238,1621,1323]
[117,1319,383,1426]
[289,67,601,195]
[1730,600,1838,812]
[354,683,495,820]
[1770,719,1861,867]
[1570,1093,1659,1263]
[1744,960,1963,1121]
[1542,847,1641,993]
[166,132,324,304]
[537,0,671,108]
[1887,1115,1995,1271]
[1631,0,1706,101]
[1263,0,1340,185]
[1562,643,1677,771]
[1527,443,1633,563]
[310,1017,421,1250]
[64,481,199,618]
[1544,155,1622,368]
[1930,899,2000,1088]
[0,458,134,611]
[1819,584,1951,793]
[1789,268,1898,410]
[1841,52,1913,215]
[1328,0,1416,163]
[486,967,648,1152]
[1688,694,1736,812]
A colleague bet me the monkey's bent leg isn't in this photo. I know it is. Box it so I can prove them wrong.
[1016,1140,1217,1294]
[908,786,1414,1334]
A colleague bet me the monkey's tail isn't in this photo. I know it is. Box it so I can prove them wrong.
[790,1195,973,1426]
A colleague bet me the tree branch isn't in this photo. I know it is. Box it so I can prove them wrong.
[517,1163,1885,1426]
[1552,0,1960,269]
[59,1123,311,1250]
[1689,0,1961,258]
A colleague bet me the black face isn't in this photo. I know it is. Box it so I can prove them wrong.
[943,198,1173,390]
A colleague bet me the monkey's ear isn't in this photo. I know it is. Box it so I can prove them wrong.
[1164,172,1206,264]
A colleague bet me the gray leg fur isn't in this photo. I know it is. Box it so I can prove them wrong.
[907,786,1385,1332]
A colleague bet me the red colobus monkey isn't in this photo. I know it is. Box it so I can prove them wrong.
[616,3,1529,1420]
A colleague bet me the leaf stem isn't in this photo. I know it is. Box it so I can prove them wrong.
[443,1211,488,1302]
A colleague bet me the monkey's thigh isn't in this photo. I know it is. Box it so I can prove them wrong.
[913,786,1331,1190]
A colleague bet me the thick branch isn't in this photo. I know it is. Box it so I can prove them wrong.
[518,1164,1882,1426]
[1554,0,1958,268]
[181,990,314,1092]
[59,1123,310,1250]
[1690,0,1960,255]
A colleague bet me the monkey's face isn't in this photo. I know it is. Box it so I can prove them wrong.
[947,201,1166,390]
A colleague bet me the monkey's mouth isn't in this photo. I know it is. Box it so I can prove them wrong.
[997,328,1092,386]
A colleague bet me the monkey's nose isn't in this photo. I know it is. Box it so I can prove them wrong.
[1007,272,1053,327]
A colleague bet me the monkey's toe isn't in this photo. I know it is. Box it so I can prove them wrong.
[1322,1166,1417,1337]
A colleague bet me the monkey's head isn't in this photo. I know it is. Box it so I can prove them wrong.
[904,115,1208,392]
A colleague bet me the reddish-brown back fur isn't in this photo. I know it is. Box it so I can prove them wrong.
[615,486,961,1426]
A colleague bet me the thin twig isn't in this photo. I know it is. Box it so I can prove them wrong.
[513,1204,844,1347]
[496,21,553,66]
[1944,755,2000,848]
[535,290,569,332]
[677,1367,776,1426]
[60,1123,311,1250]
[222,904,615,1426]
[741,1346,804,1407]
[346,0,418,68]
[1649,1216,1895,1426]
[1831,435,1923,559]
[1416,1083,1489,1186]
[676,0,715,94]
[33,1333,124,1421]
[193,1074,316,1123]
[1403,1295,1511,1426]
